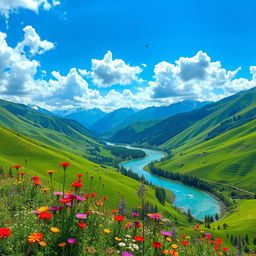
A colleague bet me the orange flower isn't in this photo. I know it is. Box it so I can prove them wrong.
[58,242,66,247]
[96,200,104,206]
[28,233,43,243]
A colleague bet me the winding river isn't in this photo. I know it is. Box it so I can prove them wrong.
[111,143,221,220]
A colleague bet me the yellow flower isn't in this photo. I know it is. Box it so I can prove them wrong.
[37,206,49,212]
[104,229,111,234]
[200,231,204,233]
[185,236,191,239]
[50,227,60,233]
[114,237,122,241]
[171,244,178,249]
[166,237,172,242]
[39,241,47,247]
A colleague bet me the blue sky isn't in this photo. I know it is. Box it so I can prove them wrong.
[0,0,255,111]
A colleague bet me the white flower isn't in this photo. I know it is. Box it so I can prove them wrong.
[118,242,126,247]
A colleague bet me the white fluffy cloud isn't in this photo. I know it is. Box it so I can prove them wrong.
[91,51,143,88]
[0,0,60,18]
[150,51,255,101]
[0,26,54,97]
[16,26,55,55]
[0,26,255,111]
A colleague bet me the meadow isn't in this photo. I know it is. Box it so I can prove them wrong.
[0,163,246,256]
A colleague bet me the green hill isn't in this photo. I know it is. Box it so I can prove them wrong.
[156,119,256,192]
[0,99,146,166]
[0,125,186,223]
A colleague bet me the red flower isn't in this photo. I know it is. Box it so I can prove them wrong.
[38,212,52,220]
[60,162,70,167]
[13,165,22,169]
[102,196,109,200]
[114,216,125,222]
[78,222,87,228]
[0,228,11,239]
[76,179,82,182]
[71,183,83,188]
[59,198,71,204]
[18,172,26,176]
[214,246,220,250]
[91,193,96,197]
[84,194,91,198]
[134,236,144,242]
[31,176,40,180]
[47,170,55,174]
[182,241,189,245]
[85,211,91,215]
[222,248,229,251]
[77,174,83,177]
[152,242,162,248]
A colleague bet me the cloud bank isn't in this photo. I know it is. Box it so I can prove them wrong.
[0,27,255,111]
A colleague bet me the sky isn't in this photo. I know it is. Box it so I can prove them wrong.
[0,0,256,111]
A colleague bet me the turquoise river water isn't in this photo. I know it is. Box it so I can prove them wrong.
[114,144,221,220]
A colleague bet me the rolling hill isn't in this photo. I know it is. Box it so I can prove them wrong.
[0,125,187,223]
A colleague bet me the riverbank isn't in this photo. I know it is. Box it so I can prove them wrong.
[113,142,221,220]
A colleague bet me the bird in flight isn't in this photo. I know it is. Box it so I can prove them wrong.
[144,43,151,48]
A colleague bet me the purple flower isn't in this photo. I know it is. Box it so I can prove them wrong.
[49,206,64,212]
[160,231,173,236]
[67,238,76,244]
[131,212,139,217]
[205,233,211,236]
[33,210,40,214]
[121,252,133,256]
[75,213,87,219]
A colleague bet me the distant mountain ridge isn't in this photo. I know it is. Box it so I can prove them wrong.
[110,88,256,148]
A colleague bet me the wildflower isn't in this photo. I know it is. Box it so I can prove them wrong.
[131,212,139,217]
[86,247,97,253]
[96,200,104,206]
[77,174,83,177]
[222,248,229,251]
[67,238,77,244]
[121,252,133,256]
[152,242,162,248]
[33,179,41,185]
[0,228,11,239]
[38,212,52,220]
[103,229,111,234]
[75,213,87,219]
[72,182,83,188]
[13,164,22,170]
[134,236,144,242]
[78,222,87,228]
[47,170,55,174]
[169,249,179,256]
[76,178,82,182]
[171,244,178,249]
[118,242,126,247]
[112,209,119,213]
[105,247,116,255]
[114,216,125,222]
[50,227,60,233]
[148,213,162,220]
[160,231,172,237]
[114,237,122,241]
[31,176,40,180]
[182,241,189,245]
[28,233,43,243]
[39,241,47,246]
[18,172,25,176]
[91,193,96,197]
[54,191,63,196]
[37,206,49,212]
[60,162,70,168]
[58,242,66,247]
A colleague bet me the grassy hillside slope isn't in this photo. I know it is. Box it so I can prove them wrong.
[157,119,256,192]
[0,126,187,223]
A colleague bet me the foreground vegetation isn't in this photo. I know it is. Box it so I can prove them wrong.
[0,164,250,256]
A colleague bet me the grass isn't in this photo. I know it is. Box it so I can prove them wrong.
[0,169,247,255]
[157,119,256,192]
[0,126,186,222]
